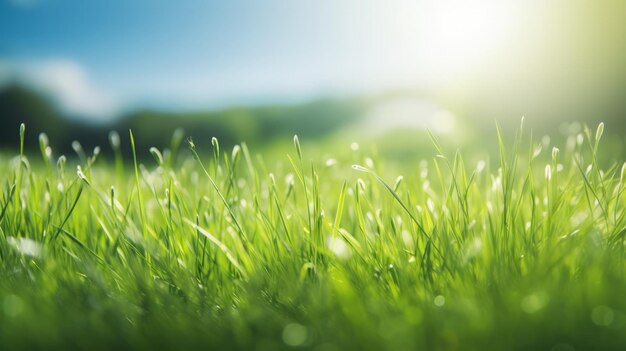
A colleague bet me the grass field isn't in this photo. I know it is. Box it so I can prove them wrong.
[1,120,626,350]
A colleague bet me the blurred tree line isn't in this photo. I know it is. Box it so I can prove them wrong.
[0,84,364,159]
[2,82,625,164]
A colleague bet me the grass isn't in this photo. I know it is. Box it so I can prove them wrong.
[1,120,626,350]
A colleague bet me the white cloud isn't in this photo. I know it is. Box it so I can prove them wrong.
[0,59,119,123]
[8,0,40,10]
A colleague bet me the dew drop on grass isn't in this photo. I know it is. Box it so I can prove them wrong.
[442,205,450,216]
[427,198,435,213]
[285,173,295,187]
[395,215,403,226]
[357,178,367,191]
[401,230,414,247]
[468,220,477,230]
[3,295,24,317]
[476,160,486,173]
[7,237,42,258]
[352,164,369,173]
[237,178,246,188]
[545,165,552,181]
[268,173,276,186]
[77,166,87,182]
[464,237,483,259]
[521,292,549,314]
[20,190,27,210]
[434,295,446,307]
[491,176,501,192]
[552,147,559,161]
[176,258,187,269]
[282,323,308,347]
[591,305,614,327]
[326,237,352,260]
[532,144,542,159]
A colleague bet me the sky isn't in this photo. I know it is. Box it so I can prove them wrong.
[1,0,625,123]
[0,0,530,118]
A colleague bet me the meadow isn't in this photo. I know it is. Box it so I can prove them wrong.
[1,120,626,350]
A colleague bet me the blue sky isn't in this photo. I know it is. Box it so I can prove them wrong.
[4,0,617,123]
[1,0,401,114]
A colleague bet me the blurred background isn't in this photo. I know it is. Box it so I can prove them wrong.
[1,0,625,159]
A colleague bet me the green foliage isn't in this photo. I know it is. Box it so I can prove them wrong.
[1,122,626,350]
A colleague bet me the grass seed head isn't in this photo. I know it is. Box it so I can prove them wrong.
[351,164,369,173]
[545,164,552,181]
[109,131,121,149]
[150,147,164,166]
[596,122,605,143]
[293,134,302,160]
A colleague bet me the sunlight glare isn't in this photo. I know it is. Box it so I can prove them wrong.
[380,0,522,86]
